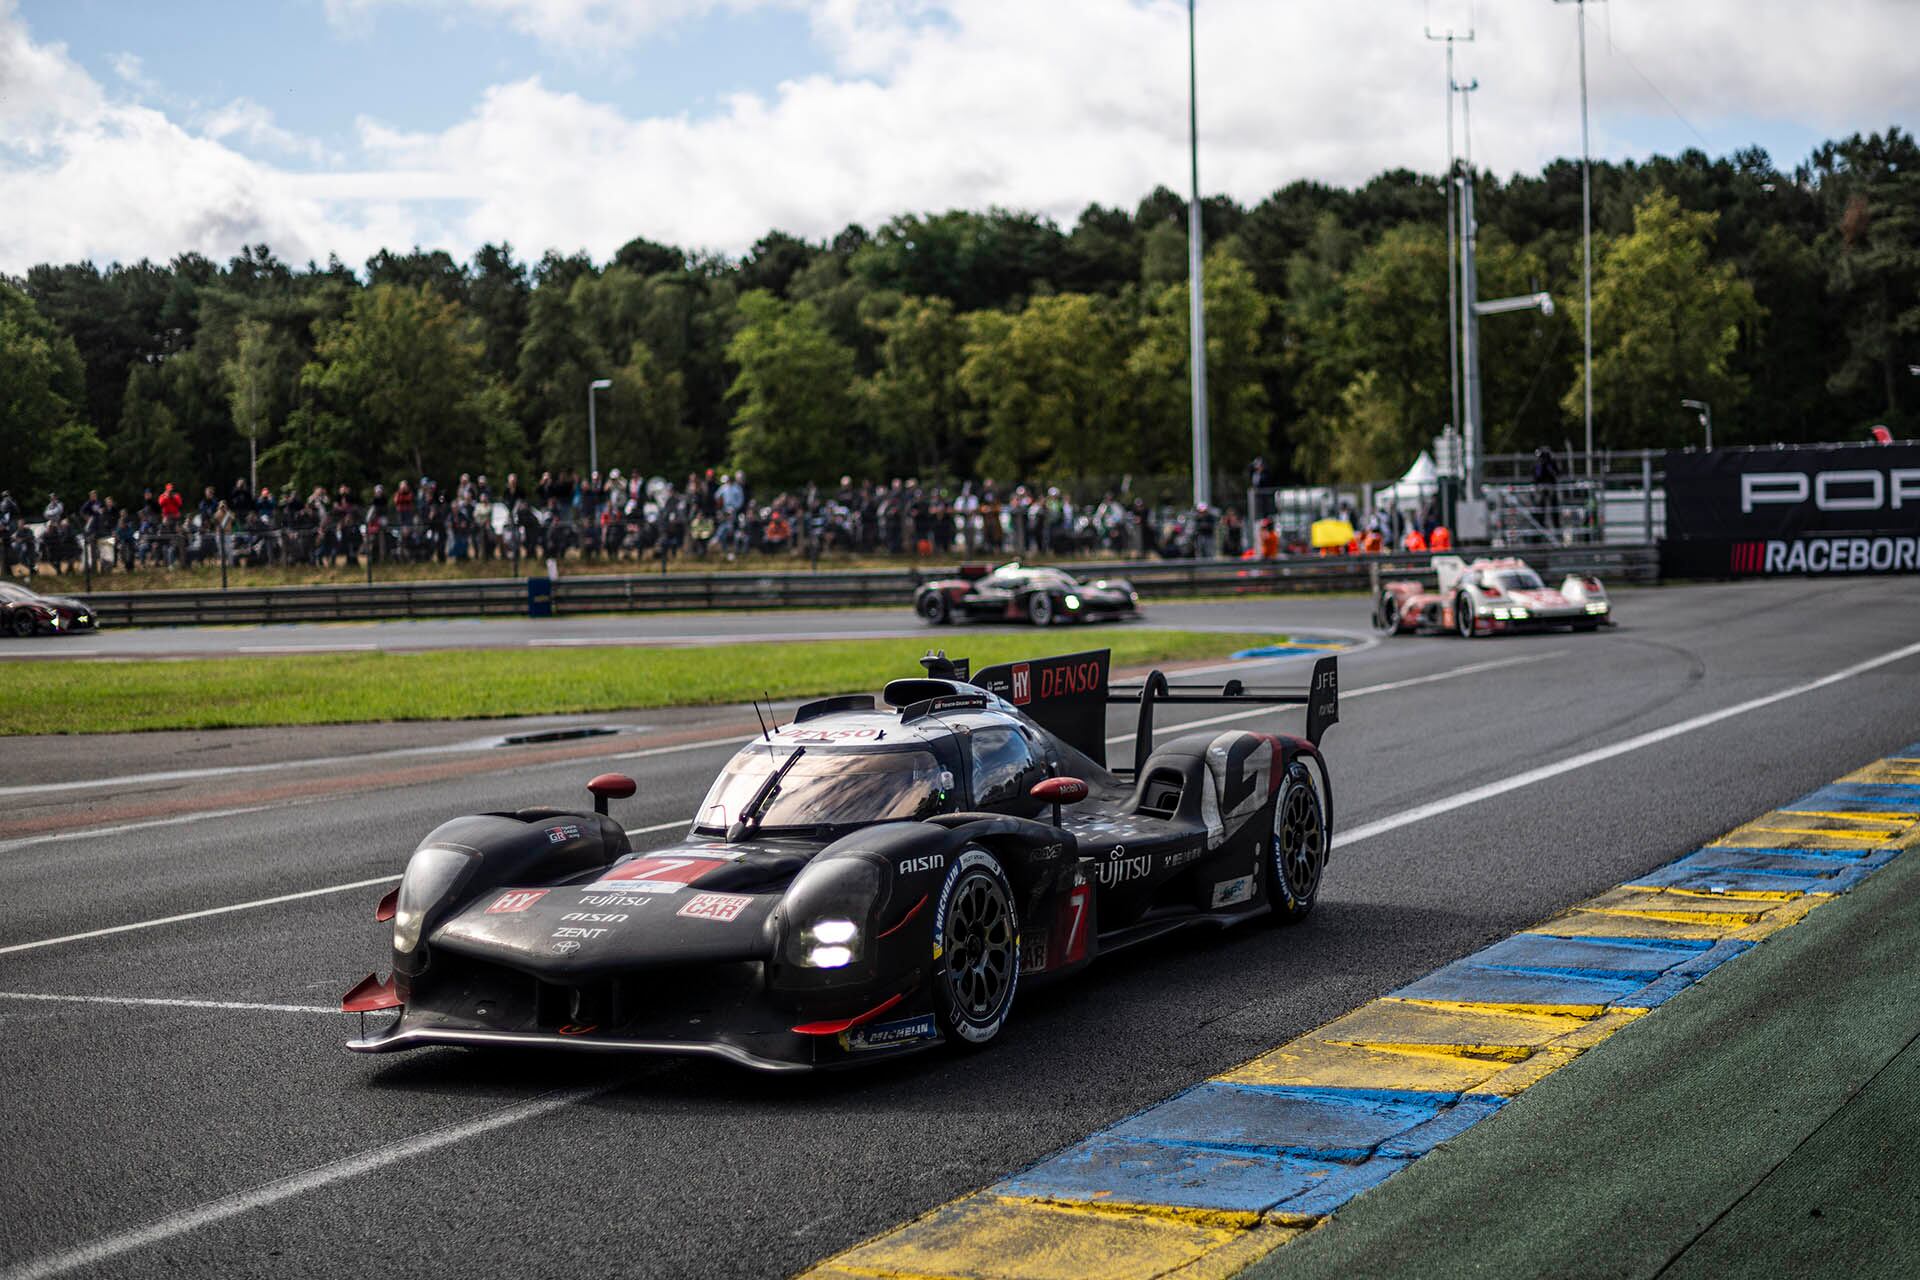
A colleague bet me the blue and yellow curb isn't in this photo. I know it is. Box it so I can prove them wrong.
[800,747,1920,1280]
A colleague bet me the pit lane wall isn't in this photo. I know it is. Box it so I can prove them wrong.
[797,746,1920,1280]
[1662,442,1920,579]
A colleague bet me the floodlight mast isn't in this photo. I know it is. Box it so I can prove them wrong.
[1187,0,1210,511]
[1554,0,1603,479]
[1425,16,1475,463]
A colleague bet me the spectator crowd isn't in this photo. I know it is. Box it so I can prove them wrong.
[2,469,1258,578]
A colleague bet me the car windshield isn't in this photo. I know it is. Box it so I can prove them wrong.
[1493,570,1545,591]
[0,583,37,603]
[996,563,1073,588]
[695,745,947,832]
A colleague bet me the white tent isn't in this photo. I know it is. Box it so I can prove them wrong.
[1373,451,1440,512]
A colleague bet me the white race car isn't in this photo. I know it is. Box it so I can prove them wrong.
[1375,555,1613,637]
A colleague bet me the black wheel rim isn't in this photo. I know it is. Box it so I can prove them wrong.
[1457,598,1473,637]
[1031,597,1050,623]
[1376,594,1399,634]
[1276,779,1324,902]
[942,873,1015,1021]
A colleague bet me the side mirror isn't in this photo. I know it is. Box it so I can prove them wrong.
[1031,776,1089,826]
[588,772,637,816]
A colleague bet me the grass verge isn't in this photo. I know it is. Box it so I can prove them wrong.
[6,629,1280,736]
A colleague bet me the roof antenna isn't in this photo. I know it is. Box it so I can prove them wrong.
[764,690,779,732]
[752,699,771,741]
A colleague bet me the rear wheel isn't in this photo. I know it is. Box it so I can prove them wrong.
[934,848,1020,1047]
[1026,593,1054,626]
[918,591,951,624]
[1269,760,1326,924]
[1455,593,1478,638]
[8,611,34,638]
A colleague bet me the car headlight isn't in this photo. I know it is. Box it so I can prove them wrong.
[799,918,860,968]
[1491,607,1512,620]
[1063,594,1081,609]
[1586,602,1609,614]
[393,845,478,955]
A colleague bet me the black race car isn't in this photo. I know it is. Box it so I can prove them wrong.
[343,647,1339,1071]
[0,581,99,636]
[915,561,1138,626]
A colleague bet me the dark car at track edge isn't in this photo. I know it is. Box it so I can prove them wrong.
[343,647,1339,1071]
[0,581,99,637]
[915,561,1138,626]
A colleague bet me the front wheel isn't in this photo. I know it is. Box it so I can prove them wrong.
[1455,593,1478,639]
[933,848,1020,1047]
[1373,591,1401,635]
[8,612,34,638]
[1269,759,1327,924]
[1026,593,1054,626]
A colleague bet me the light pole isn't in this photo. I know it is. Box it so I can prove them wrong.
[1186,0,1210,511]
[1554,0,1601,480]
[587,378,612,480]
[1425,22,1475,453]
[1681,399,1712,450]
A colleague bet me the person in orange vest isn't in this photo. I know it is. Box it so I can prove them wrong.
[1360,529,1384,553]
[1429,525,1453,550]
[1403,527,1428,552]
[1258,519,1280,559]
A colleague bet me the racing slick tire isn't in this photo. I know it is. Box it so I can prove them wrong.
[918,591,952,625]
[1373,591,1400,635]
[1026,593,1055,626]
[1268,759,1327,925]
[933,846,1020,1048]
[1455,593,1478,639]
[8,612,35,638]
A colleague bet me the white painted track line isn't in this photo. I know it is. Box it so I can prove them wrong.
[0,818,691,957]
[0,1083,620,1280]
[0,992,339,1015]
[1341,637,1920,846]
[0,804,282,856]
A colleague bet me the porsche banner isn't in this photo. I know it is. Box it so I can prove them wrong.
[1662,444,1920,577]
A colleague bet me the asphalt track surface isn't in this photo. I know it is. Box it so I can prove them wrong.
[1,576,1917,1279]
[0,598,1361,660]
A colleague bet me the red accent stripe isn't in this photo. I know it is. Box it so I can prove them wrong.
[341,973,402,1012]
[791,991,905,1036]
[876,893,928,940]
[375,889,398,923]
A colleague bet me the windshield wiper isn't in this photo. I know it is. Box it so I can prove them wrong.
[726,746,806,842]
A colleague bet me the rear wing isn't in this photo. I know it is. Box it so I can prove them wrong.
[970,649,1337,775]
[1110,654,1338,777]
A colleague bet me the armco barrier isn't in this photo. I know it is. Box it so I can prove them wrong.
[71,545,1659,629]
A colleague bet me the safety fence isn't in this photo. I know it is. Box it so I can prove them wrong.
[69,545,1659,629]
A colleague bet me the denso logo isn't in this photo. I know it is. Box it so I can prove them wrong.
[1741,469,1920,513]
[899,854,945,876]
[1038,661,1101,700]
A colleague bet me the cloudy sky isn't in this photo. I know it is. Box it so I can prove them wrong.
[3,0,1914,275]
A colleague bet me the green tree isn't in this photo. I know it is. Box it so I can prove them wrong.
[223,317,295,482]
[297,284,520,483]
[959,293,1131,483]
[1566,190,1762,448]
[724,291,860,485]
[860,293,968,478]
[0,282,93,498]
[1128,248,1275,478]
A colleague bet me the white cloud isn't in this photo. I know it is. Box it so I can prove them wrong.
[201,98,331,163]
[323,0,798,50]
[4,0,1918,275]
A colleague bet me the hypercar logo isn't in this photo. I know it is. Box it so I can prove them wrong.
[677,892,755,922]
[1010,663,1031,705]
[486,890,548,914]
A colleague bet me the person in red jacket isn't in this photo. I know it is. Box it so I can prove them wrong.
[1429,525,1453,550]
[1402,527,1427,552]
[157,483,183,521]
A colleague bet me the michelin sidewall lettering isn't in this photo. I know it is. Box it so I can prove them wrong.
[932,847,1021,1045]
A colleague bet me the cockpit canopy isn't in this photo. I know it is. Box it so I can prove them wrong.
[695,743,952,834]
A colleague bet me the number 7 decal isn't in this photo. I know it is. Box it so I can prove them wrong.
[1061,884,1090,966]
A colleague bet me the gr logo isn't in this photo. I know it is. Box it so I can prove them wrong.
[1741,469,1920,513]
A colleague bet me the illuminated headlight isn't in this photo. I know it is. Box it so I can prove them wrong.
[1509,608,1530,619]
[1063,594,1081,609]
[1491,608,1512,620]
[800,918,860,968]
[1585,602,1609,614]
